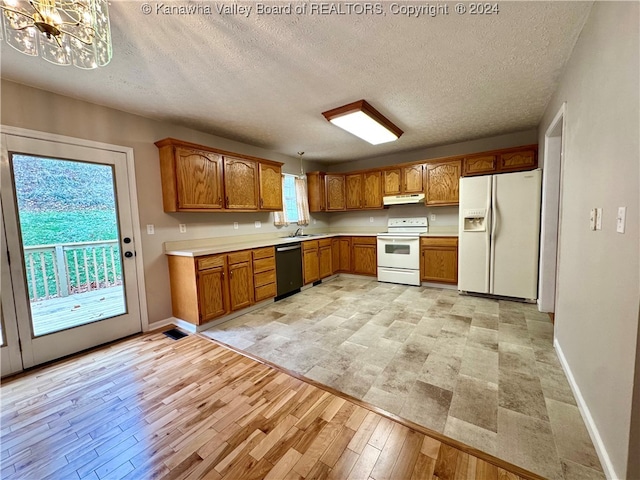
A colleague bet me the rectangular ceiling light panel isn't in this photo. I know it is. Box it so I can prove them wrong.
[322,100,403,145]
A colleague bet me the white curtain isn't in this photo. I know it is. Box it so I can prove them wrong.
[273,175,289,226]
[295,177,310,226]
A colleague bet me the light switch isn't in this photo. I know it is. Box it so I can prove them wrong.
[179,224,187,233]
[146,224,155,235]
[255,221,261,229]
[233,222,239,230]
[617,207,626,233]
[596,208,602,230]
[370,217,374,223]
[430,214,437,222]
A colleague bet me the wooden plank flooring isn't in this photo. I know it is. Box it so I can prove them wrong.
[0,332,543,480]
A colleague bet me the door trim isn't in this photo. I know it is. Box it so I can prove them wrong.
[0,125,149,332]
[538,103,566,314]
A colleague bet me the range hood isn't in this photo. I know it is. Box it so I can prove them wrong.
[383,193,425,206]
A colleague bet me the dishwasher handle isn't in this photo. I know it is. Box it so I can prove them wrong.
[276,244,302,252]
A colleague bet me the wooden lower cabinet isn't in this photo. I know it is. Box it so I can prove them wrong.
[167,249,256,325]
[303,239,333,284]
[351,237,377,276]
[253,247,276,302]
[319,239,333,278]
[337,237,351,272]
[420,237,458,284]
[302,241,320,285]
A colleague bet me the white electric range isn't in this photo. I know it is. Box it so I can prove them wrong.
[376,217,428,286]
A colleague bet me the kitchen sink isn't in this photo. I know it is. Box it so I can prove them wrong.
[288,233,319,238]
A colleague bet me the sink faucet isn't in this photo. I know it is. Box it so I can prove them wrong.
[293,227,303,236]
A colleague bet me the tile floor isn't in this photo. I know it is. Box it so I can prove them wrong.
[201,276,605,480]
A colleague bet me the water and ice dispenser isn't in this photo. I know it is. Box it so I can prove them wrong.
[463,209,487,232]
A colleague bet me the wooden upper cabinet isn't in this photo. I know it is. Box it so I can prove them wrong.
[462,145,538,177]
[307,172,326,212]
[403,164,424,193]
[425,160,461,206]
[463,154,497,177]
[363,171,382,209]
[346,173,363,210]
[157,143,224,212]
[224,156,259,210]
[499,149,537,172]
[156,138,283,213]
[383,168,401,195]
[383,165,423,195]
[326,174,346,211]
[259,162,283,211]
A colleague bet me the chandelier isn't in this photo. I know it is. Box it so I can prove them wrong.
[0,0,112,69]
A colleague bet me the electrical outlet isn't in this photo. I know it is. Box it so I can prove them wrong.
[146,224,155,235]
[589,209,596,231]
[179,224,187,233]
[370,217,374,223]
[617,206,626,233]
[255,221,261,229]
[596,208,602,230]
[313,219,317,225]
[430,214,437,222]
[233,222,238,230]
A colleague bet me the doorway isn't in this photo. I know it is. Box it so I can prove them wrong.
[1,130,144,375]
[539,103,566,314]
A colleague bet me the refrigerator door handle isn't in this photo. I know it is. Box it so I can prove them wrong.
[484,176,492,293]
[489,175,498,293]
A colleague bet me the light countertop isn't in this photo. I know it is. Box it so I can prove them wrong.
[165,230,458,257]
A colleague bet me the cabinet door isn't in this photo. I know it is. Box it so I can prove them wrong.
[319,245,332,279]
[499,149,537,172]
[463,154,497,177]
[346,173,363,210]
[228,260,254,311]
[224,157,259,209]
[421,246,458,284]
[307,172,326,212]
[363,171,382,209]
[426,160,461,206]
[259,163,283,211]
[383,169,401,195]
[352,238,377,276]
[175,147,224,210]
[302,243,319,284]
[338,237,351,272]
[331,238,340,274]
[326,174,346,211]
[198,266,228,322]
[403,164,424,193]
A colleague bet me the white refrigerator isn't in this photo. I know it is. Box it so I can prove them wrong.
[458,169,542,300]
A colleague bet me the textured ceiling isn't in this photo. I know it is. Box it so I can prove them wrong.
[0,1,592,163]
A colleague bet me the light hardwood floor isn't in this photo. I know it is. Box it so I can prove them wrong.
[0,331,544,480]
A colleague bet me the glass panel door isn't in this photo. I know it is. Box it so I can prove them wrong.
[1,133,142,370]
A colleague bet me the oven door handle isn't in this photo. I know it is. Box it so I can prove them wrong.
[377,236,419,241]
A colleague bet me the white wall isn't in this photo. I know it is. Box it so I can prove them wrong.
[537,3,640,478]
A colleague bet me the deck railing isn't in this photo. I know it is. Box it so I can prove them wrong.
[23,240,122,301]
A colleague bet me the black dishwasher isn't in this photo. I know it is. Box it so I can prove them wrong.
[275,242,303,300]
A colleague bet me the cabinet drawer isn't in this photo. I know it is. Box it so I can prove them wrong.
[303,240,318,251]
[421,237,458,247]
[227,250,251,265]
[197,255,224,271]
[318,238,332,248]
[253,246,275,260]
[253,256,275,273]
[255,283,276,302]
[254,270,276,287]
[352,236,376,245]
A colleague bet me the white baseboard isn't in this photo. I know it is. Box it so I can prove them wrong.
[146,317,175,332]
[554,338,619,480]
